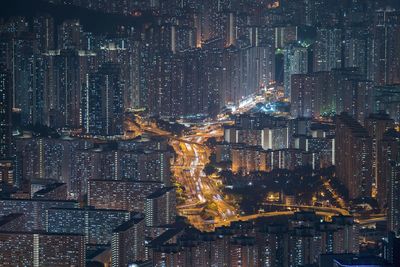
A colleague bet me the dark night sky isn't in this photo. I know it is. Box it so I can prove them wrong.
[0,0,154,33]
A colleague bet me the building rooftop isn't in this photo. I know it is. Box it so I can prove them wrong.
[113,217,144,232]
[337,112,369,137]
[34,183,66,196]
[149,227,185,247]
[146,187,175,199]
[0,213,24,227]
[366,112,393,121]
[0,198,77,204]
[90,179,163,185]
[47,206,131,213]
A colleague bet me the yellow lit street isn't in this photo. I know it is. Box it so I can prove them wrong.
[125,115,382,232]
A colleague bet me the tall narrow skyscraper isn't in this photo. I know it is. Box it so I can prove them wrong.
[84,63,124,136]
[0,68,11,159]
[335,113,373,199]
[372,9,400,85]
[283,43,309,99]
[313,28,342,72]
[44,49,97,129]
[378,129,400,216]
[365,113,394,200]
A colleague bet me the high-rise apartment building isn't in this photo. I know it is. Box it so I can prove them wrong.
[313,28,343,72]
[84,63,124,136]
[0,69,12,160]
[365,113,394,200]
[46,207,131,245]
[0,231,85,267]
[145,187,176,227]
[335,113,373,199]
[88,180,163,212]
[0,199,78,231]
[111,217,146,266]
[57,19,83,50]
[33,15,55,52]
[373,84,400,123]
[372,9,400,85]
[378,129,400,209]
[283,43,309,99]
[44,49,97,128]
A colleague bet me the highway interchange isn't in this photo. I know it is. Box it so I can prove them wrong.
[125,104,386,231]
